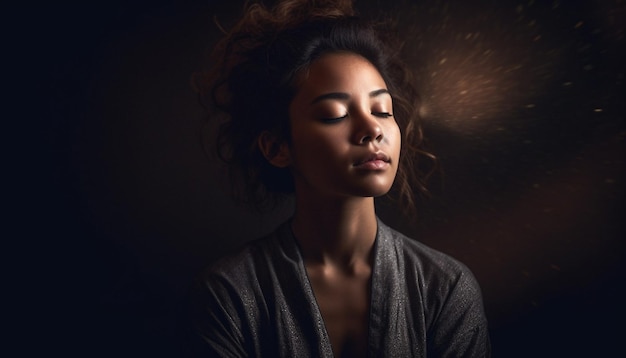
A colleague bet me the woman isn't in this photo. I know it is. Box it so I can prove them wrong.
[187,0,490,356]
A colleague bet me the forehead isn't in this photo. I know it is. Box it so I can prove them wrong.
[293,52,388,96]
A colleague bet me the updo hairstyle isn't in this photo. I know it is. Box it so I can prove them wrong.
[194,0,435,211]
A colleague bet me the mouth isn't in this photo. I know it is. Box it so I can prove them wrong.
[353,152,391,170]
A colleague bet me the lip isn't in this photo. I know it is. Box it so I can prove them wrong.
[353,152,391,170]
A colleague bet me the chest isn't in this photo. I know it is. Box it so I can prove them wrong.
[307,266,372,357]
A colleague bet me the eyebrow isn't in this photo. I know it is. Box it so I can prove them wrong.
[310,88,391,105]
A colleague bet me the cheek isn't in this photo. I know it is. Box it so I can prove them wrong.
[290,126,347,164]
[386,122,402,154]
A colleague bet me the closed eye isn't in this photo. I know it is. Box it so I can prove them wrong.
[372,112,393,118]
[321,114,348,123]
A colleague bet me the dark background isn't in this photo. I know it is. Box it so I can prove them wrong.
[30,0,624,356]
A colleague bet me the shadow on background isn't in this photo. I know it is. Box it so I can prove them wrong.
[32,0,624,356]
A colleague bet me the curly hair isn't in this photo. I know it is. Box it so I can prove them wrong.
[194,0,435,211]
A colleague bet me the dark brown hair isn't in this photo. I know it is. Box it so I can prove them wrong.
[194,0,435,211]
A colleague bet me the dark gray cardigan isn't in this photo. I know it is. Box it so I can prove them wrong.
[187,218,490,357]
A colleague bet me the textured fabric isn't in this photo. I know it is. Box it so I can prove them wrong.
[186,218,490,357]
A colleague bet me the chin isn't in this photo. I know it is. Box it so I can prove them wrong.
[348,182,394,198]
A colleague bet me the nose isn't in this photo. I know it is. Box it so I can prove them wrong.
[353,113,384,144]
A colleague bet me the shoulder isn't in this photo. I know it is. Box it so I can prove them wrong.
[185,224,288,346]
[184,226,288,357]
[378,221,486,325]
[194,219,300,300]
[378,222,491,355]
[198,228,283,291]
[379,221,477,288]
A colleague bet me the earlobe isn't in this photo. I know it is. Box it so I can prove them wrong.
[258,131,291,168]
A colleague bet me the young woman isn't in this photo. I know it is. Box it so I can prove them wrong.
[186,1,490,356]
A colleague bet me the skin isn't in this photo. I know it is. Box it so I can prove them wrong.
[263,52,401,356]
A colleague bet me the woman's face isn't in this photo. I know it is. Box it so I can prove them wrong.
[286,52,401,199]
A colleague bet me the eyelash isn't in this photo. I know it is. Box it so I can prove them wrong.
[322,112,393,123]
[322,114,348,123]
[372,112,393,118]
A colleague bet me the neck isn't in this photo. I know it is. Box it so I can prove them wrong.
[291,194,378,269]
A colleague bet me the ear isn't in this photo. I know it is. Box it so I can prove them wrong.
[257,130,291,168]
